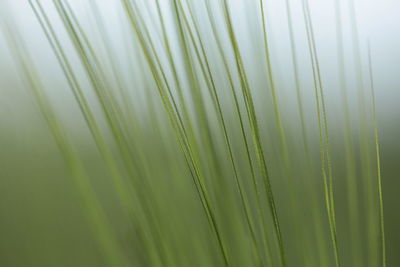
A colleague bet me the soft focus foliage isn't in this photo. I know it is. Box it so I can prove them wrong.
[0,0,399,266]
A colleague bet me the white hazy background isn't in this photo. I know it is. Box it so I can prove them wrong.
[0,0,399,265]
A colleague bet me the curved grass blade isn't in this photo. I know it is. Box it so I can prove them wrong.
[301,0,340,265]
[367,42,386,267]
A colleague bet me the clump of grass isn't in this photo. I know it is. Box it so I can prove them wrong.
[0,0,387,266]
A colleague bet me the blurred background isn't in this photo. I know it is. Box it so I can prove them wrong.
[0,0,399,266]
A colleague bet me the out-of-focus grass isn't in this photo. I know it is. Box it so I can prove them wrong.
[0,0,394,266]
